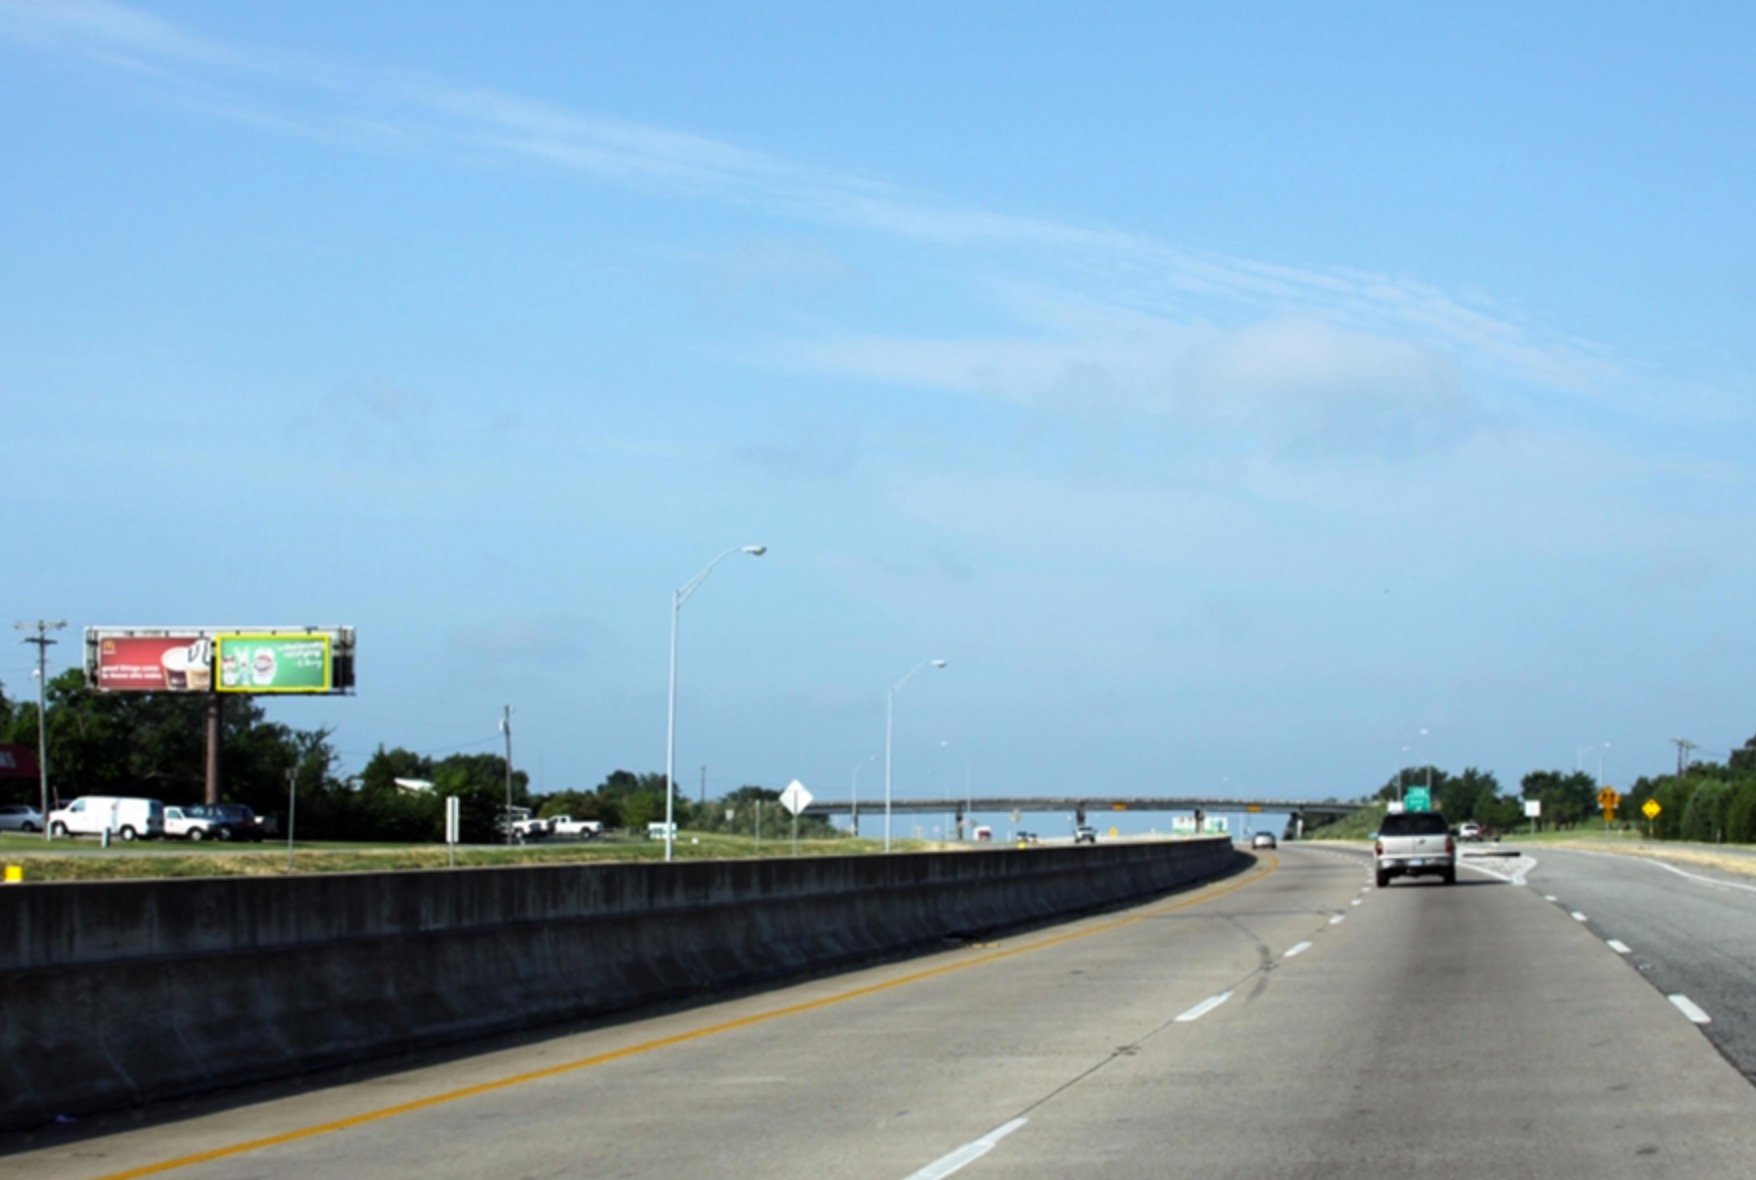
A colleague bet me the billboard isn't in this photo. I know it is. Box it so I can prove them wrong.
[215,633,330,693]
[90,633,215,692]
[87,628,355,695]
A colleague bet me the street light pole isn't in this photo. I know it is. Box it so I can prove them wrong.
[15,620,65,841]
[665,544,766,863]
[500,705,513,846]
[939,739,973,839]
[850,753,875,837]
[884,658,947,852]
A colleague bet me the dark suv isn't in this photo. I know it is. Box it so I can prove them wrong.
[185,803,267,842]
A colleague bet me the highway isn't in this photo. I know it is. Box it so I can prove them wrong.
[7,843,1755,1178]
[1480,843,1756,1083]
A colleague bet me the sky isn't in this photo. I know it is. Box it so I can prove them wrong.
[3,1,1753,813]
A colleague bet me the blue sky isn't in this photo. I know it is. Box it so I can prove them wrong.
[4,1,1753,809]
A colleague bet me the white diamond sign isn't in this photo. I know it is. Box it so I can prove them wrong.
[778,779,813,817]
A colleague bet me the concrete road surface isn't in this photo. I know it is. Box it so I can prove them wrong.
[6,844,1753,1178]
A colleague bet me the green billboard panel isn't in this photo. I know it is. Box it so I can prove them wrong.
[215,633,332,693]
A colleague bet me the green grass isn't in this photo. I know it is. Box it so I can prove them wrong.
[0,830,929,882]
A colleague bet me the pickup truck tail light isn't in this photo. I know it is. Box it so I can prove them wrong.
[1446,836,1456,854]
[1373,839,1384,857]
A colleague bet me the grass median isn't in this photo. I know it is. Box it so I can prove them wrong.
[0,831,928,882]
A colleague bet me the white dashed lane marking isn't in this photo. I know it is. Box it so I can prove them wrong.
[1669,995,1712,1025]
[1175,992,1233,1023]
[905,1117,1030,1179]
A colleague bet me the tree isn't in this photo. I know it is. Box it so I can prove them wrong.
[593,769,680,832]
[1520,770,1596,829]
[1680,780,1732,843]
[1436,767,1500,823]
[1730,735,1756,777]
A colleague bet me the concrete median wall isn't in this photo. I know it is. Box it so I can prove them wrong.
[0,839,1239,1132]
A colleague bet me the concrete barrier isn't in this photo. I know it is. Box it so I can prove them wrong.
[0,839,1240,1131]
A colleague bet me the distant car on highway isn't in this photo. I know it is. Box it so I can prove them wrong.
[1457,821,1483,842]
[0,803,43,833]
[1074,825,1098,844]
[1251,831,1277,849]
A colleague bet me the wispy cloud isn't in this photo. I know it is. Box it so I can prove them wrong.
[4,1,1635,419]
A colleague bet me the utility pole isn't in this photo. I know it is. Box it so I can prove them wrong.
[500,705,513,845]
[1672,738,1698,776]
[15,620,66,841]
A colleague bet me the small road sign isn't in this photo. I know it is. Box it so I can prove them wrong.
[1597,787,1620,811]
[778,780,814,816]
[1643,798,1662,820]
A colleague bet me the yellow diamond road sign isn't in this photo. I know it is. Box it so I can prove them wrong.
[1597,787,1620,811]
[1643,798,1662,820]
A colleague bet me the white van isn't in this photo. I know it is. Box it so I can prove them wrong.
[48,796,166,841]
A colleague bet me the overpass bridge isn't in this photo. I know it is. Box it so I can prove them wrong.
[800,795,1364,838]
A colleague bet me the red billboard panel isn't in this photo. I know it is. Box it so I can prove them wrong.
[90,634,214,693]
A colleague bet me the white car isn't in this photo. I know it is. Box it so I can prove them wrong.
[549,816,603,840]
[1374,811,1456,887]
[48,795,166,841]
[1251,831,1277,849]
[0,803,44,833]
[163,805,223,841]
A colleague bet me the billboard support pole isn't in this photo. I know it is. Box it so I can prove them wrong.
[205,694,223,804]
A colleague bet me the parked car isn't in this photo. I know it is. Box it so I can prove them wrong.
[163,805,223,841]
[0,803,44,833]
[495,807,552,840]
[47,796,165,841]
[184,803,266,842]
[1251,831,1277,849]
[1074,825,1098,844]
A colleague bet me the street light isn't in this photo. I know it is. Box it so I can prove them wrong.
[884,658,947,852]
[940,739,972,839]
[1577,742,1609,782]
[665,544,766,863]
[850,753,876,837]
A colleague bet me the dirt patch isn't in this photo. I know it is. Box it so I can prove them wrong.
[1570,840,1756,880]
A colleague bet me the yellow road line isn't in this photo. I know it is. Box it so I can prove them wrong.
[94,860,1272,1179]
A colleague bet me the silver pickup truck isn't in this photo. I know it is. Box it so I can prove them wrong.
[1374,810,1456,887]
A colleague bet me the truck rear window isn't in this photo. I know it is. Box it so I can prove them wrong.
[1380,813,1449,836]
